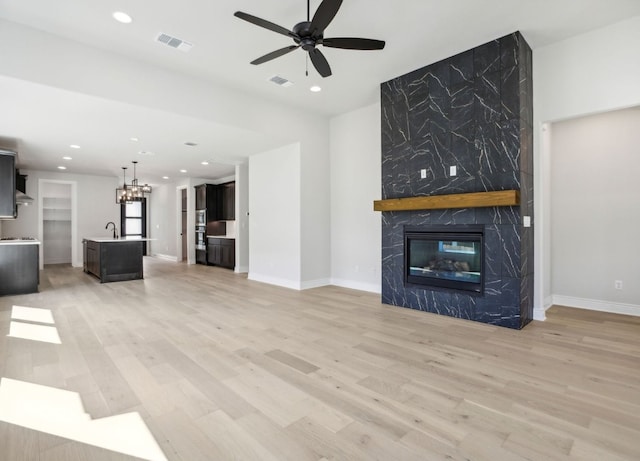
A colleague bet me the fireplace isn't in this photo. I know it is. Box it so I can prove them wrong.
[404,225,484,294]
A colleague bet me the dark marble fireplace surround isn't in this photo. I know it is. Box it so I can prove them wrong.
[380,32,534,329]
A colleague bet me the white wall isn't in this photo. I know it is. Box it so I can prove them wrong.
[550,108,640,314]
[329,103,382,293]
[300,129,331,288]
[248,144,301,289]
[148,182,177,259]
[2,169,119,268]
[533,15,640,319]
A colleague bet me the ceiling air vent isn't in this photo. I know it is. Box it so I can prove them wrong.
[155,33,193,52]
[269,75,293,88]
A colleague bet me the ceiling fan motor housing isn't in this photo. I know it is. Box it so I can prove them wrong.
[293,21,318,50]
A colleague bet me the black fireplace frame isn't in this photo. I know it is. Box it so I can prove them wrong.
[404,225,485,295]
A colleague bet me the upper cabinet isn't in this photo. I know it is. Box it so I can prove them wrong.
[194,183,221,222]
[0,150,17,219]
[220,181,235,221]
[195,182,235,221]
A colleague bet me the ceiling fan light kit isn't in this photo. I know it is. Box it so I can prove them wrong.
[234,0,385,78]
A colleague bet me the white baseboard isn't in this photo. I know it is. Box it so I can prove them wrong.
[532,295,553,321]
[533,308,547,321]
[247,272,383,293]
[247,274,334,291]
[248,273,301,290]
[552,295,640,317]
[300,278,331,290]
[235,265,249,274]
[544,295,554,310]
[330,278,382,294]
[44,259,72,265]
[153,253,178,262]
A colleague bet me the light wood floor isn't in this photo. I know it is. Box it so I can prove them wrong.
[1,258,639,460]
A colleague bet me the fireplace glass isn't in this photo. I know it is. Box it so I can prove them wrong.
[404,227,484,293]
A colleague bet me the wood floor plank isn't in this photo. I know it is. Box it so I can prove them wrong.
[195,410,281,461]
[235,411,319,461]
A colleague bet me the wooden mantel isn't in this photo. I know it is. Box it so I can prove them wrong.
[373,190,519,212]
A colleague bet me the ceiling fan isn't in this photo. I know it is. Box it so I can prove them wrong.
[234,0,385,78]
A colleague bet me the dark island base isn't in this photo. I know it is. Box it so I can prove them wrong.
[83,239,144,283]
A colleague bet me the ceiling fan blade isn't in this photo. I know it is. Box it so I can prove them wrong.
[322,37,386,50]
[234,11,295,38]
[250,45,300,65]
[310,0,343,35]
[309,48,332,78]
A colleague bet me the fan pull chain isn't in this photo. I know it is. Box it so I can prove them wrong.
[306,54,309,77]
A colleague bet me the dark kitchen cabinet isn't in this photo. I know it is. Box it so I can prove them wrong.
[83,239,100,276]
[195,184,207,210]
[0,150,17,219]
[207,238,235,269]
[195,183,221,217]
[220,181,235,220]
[0,242,39,296]
[196,248,207,265]
[16,171,27,194]
[195,182,234,220]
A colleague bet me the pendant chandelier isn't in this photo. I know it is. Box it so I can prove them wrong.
[115,161,152,204]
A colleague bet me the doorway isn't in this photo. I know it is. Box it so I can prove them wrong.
[38,179,77,269]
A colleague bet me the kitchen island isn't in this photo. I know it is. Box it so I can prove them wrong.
[0,238,39,296]
[83,237,151,283]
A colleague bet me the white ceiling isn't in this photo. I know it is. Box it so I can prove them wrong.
[1,0,639,184]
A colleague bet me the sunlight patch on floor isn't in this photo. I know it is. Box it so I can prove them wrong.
[8,321,62,344]
[11,305,55,324]
[0,378,167,461]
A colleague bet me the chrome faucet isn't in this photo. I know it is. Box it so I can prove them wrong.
[105,221,118,239]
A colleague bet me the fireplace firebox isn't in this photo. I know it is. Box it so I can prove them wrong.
[404,225,484,294]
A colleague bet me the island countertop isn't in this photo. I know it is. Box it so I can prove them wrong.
[83,237,154,243]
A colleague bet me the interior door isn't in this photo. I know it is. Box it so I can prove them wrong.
[181,189,187,261]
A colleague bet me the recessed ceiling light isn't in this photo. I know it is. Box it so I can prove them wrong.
[138,151,155,156]
[69,144,80,149]
[113,11,132,24]
[130,137,139,142]
[162,176,169,180]
[310,85,322,93]
[201,161,209,165]
[180,169,187,173]
[57,166,67,170]
[62,156,72,160]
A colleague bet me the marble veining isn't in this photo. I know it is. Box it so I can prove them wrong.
[380,32,533,329]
